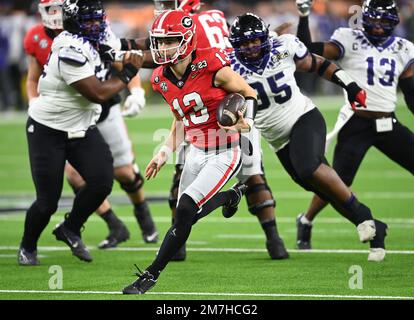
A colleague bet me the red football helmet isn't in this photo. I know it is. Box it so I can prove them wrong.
[178,0,201,13]
[38,0,64,30]
[149,10,197,65]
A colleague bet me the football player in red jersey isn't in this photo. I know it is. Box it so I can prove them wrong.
[148,0,289,261]
[122,10,258,294]
[21,0,156,261]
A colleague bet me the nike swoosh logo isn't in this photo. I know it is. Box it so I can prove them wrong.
[146,232,159,242]
[191,73,200,79]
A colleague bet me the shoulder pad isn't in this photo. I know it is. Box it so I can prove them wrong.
[58,46,87,65]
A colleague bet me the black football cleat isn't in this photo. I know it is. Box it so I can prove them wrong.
[53,222,92,262]
[222,183,248,218]
[171,244,186,262]
[18,247,40,266]
[122,265,157,294]
[368,219,388,262]
[98,221,130,249]
[296,213,313,250]
[266,237,289,260]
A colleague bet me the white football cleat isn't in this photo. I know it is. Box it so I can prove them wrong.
[357,220,376,242]
[368,248,386,262]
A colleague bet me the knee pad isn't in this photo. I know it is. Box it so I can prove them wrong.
[119,171,144,193]
[245,180,276,215]
[175,194,198,227]
[168,165,183,209]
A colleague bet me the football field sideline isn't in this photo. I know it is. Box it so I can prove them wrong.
[0,289,412,300]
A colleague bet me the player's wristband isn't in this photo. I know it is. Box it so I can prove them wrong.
[245,96,258,120]
[159,145,173,160]
[332,69,354,89]
[117,63,138,84]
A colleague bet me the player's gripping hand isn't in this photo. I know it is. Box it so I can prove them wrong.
[218,111,252,133]
[123,50,144,70]
[296,0,313,17]
[122,87,146,118]
[346,82,367,110]
[145,146,172,180]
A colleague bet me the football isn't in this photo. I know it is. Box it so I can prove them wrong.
[216,93,246,126]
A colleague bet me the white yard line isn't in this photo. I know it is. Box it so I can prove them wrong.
[1,214,414,225]
[0,246,413,255]
[0,289,411,300]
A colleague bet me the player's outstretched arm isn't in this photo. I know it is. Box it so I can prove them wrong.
[399,64,414,115]
[214,66,258,132]
[296,52,366,110]
[71,51,143,104]
[296,0,340,60]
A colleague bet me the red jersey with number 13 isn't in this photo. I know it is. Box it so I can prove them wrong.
[151,47,239,149]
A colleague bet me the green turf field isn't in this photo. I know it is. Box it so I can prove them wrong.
[0,96,413,300]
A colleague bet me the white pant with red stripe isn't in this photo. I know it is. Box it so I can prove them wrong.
[236,126,263,183]
[178,144,242,208]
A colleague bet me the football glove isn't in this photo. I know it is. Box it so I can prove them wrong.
[296,0,313,17]
[345,83,367,111]
[122,87,146,117]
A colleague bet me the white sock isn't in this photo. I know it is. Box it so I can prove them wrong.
[300,215,312,226]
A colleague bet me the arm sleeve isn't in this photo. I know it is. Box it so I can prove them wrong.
[297,16,312,47]
[296,16,324,55]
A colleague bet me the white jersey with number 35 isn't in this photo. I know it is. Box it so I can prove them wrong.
[330,28,414,113]
[229,34,316,151]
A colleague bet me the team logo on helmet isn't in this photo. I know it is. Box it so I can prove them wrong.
[182,16,193,28]
[64,0,79,15]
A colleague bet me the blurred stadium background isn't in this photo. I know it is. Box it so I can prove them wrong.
[1,0,414,111]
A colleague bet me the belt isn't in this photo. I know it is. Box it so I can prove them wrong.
[67,125,96,139]
[354,110,394,119]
